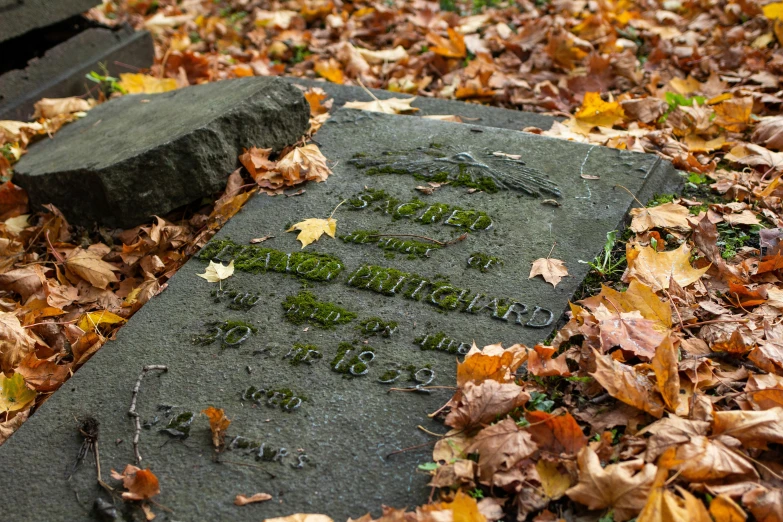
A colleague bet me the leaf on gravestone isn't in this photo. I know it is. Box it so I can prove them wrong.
[566,447,657,522]
[202,406,231,448]
[239,147,276,186]
[287,218,336,249]
[197,260,235,283]
[65,249,119,289]
[110,464,160,501]
[629,202,691,233]
[598,311,667,361]
[712,408,783,449]
[662,435,757,481]
[457,346,525,386]
[32,97,91,119]
[590,350,664,418]
[277,144,333,184]
[445,380,530,430]
[525,410,587,455]
[536,460,571,500]
[529,258,568,288]
[626,243,709,292]
[344,97,419,115]
[77,310,127,334]
[235,492,273,506]
[709,495,747,522]
[466,418,538,484]
[117,73,178,94]
[265,514,334,522]
[0,311,36,375]
[575,92,626,128]
[0,373,36,413]
[651,337,680,412]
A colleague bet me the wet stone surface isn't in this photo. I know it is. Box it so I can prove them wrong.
[0,110,681,521]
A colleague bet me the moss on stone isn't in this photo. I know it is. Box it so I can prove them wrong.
[467,252,502,272]
[341,229,440,259]
[358,317,398,337]
[331,342,376,376]
[287,343,323,365]
[282,291,357,328]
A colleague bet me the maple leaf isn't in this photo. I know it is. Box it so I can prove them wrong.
[286,200,345,249]
[344,97,419,115]
[637,476,711,522]
[314,58,345,84]
[457,345,526,386]
[445,380,529,430]
[77,310,127,334]
[529,257,568,288]
[0,410,28,445]
[566,447,657,522]
[575,92,625,128]
[712,408,783,449]
[714,97,753,132]
[589,281,672,331]
[662,435,757,481]
[629,202,691,233]
[65,249,119,290]
[590,350,664,417]
[234,492,272,505]
[536,460,571,500]
[598,310,667,360]
[427,28,467,58]
[0,311,36,375]
[651,337,680,411]
[525,410,587,454]
[419,490,486,522]
[16,353,71,392]
[197,260,235,283]
[303,88,332,117]
[277,144,332,184]
[118,73,178,94]
[110,464,160,501]
[0,372,36,413]
[752,116,783,151]
[239,147,277,186]
[742,487,783,522]
[466,418,538,484]
[32,97,91,119]
[625,243,709,292]
[202,406,230,448]
[527,344,571,377]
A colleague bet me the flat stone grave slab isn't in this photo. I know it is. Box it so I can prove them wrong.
[0,0,99,42]
[0,109,681,521]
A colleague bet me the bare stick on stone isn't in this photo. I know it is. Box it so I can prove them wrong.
[128,365,168,465]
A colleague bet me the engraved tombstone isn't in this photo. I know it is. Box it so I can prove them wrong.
[0,109,680,521]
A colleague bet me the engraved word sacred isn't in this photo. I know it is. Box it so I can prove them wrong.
[346,264,554,328]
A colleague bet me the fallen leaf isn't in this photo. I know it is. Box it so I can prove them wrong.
[709,495,747,522]
[427,28,467,58]
[525,410,587,454]
[277,144,332,184]
[0,311,36,375]
[527,344,571,377]
[536,460,571,500]
[629,203,691,233]
[599,310,667,360]
[65,249,119,289]
[714,97,753,132]
[712,408,783,449]
[663,435,757,481]
[590,281,672,331]
[457,345,526,386]
[356,46,408,64]
[0,409,28,444]
[15,353,71,392]
[202,406,230,448]
[466,418,538,484]
[344,97,419,115]
[239,147,277,186]
[287,218,336,249]
[314,58,344,84]
[445,380,529,430]
[110,464,160,501]
[626,243,709,292]
[33,97,91,119]
[742,487,783,522]
[420,490,485,522]
[197,260,235,283]
[590,350,664,417]
[250,236,274,244]
[77,310,127,334]
[651,337,680,411]
[118,73,178,94]
[265,515,334,522]
[752,116,783,151]
[566,446,657,522]
[529,257,568,287]
[575,92,625,128]
[235,492,273,505]
[0,373,36,413]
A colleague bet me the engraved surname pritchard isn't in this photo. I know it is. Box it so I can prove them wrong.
[349,144,561,197]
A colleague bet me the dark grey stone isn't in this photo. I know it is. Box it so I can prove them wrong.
[13,77,310,228]
[284,77,559,131]
[0,25,154,121]
[0,0,99,43]
[0,110,681,521]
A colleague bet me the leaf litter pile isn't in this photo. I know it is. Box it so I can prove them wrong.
[3,0,783,520]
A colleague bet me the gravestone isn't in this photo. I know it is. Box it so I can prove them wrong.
[0,0,99,42]
[13,77,310,228]
[0,109,681,521]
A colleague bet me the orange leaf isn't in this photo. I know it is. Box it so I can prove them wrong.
[527,344,571,377]
[714,97,753,132]
[314,59,344,84]
[202,406,231,448]
[575,92,625,128]
[525,410,587,455]
[427,28,466,58]
[110,464,160,501]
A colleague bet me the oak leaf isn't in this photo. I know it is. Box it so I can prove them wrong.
[566,447,657,522]
[277,144,332,184]
[575,92,625,128]
[629,202,690,233]
[426,28,467,58]
[712,408,783,449]
[590,350,664,417]
[110,464,160,501]
[202,406,231,448]
[344,97,419,115]
[466,418,537,484]
[0,372,36,413]
[235,492,273,505]
[529,257,568,288]
[626,243,709,292]
[651,336,680,411]
[197,260,235,283]
[0,311,36,375]
[525,410,587,455]
[65,249,119,289]
[445,380,529,430]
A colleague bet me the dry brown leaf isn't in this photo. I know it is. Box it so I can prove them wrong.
[566,447,657,522]
[266,515,334,522]
[709,495,747,522]
[0,410,28,445]
[445,380,529,430]
[629,202,691,233]
[110,464,160,501]
[527,344,570,377]
[32,97,91,119]
[651,336,680,411]
[663,435,758,481]
[344,97,419,115]
[529,257,568,288]
[525,410,587,455]
[590,350,664,417]
[742,487,783,522]
[626,243,709,292]
[712,408,783,449]
[714,97,754,132]
[277,144,332,184]
[235,492,273,505]
[598,311,667,360]
[753,116,783,151]
[0,311,36,375]
[427,28,467,58]
[65,249,119,289]
[457,345,526,386]
[466,418,537,484]
[239,147,276,186]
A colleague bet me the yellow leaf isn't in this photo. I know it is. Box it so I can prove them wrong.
[626,243,709,292]
[422,491,486,522]
[344,97,419,115]
[629,202,691,233]
[714,97,754,132]
[596,280,672,331]
[197,260,235,283]
[709,495,747,522]
[77,310,126,334]
[286,218,336,249]
[426,28,467,58]
[314,59,344,84]
[536,459,571,500]
[684,134,727,153]
[265,515,333,522]
[529,257,568,288]
[575,92,625,128]
[763,2,783,19]
[118,73,178,94]
[0,373,35,413]
[65,249,119,289]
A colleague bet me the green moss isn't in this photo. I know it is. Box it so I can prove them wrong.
[467,252,502,272]
[341,229,440,259]
[346,188,390,210]
[286,343,323,365]
[358,317,398,337]
[198,239,344,282]
[647,193,676,207]
[689,203,709,215]
[331,342,375,376]
[159,412,194,439]
[243,385,306,411]
[717,223,760,260]
[192,320,257,347]
[282,291,356,328]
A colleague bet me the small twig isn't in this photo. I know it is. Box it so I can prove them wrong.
[546,241,557,259]
[128,365,168,466]
[417,425,448,437]
[676,318,750,330]
[368,233,446,246]
[614,184,646,207]
[45,230,65,264]
[329,199,347,219]
[662,289,685,330]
